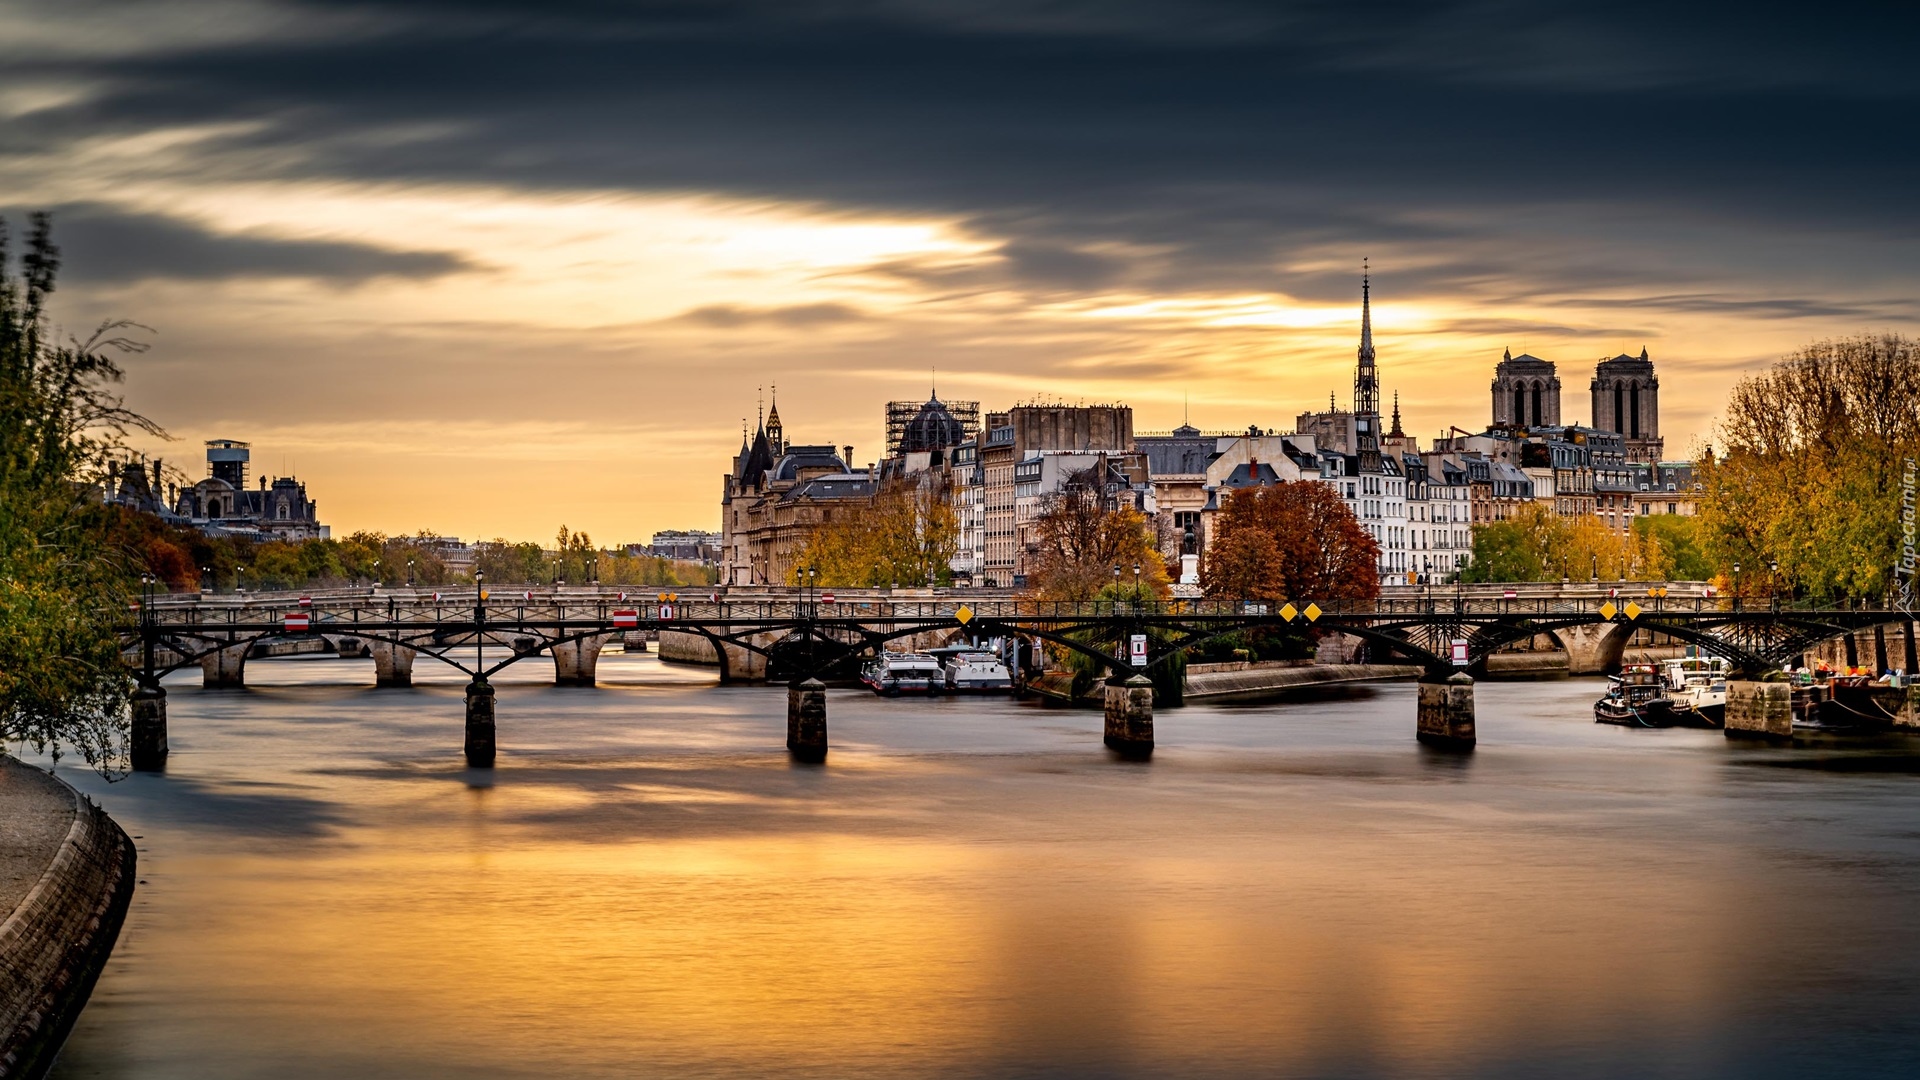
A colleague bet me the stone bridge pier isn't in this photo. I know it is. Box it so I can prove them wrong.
[1417,671,1476,749]
[787,678,827,762]
[551,634,614,686]
[369,641,418,687]
[130,683,168,771]
[1725,677,1792,740]
[1557,622,1632,676]
[200,642,249,688]
[1104,673,1154,759]
[465,678,496,767]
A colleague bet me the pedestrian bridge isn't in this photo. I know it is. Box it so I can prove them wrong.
[119,586,1920,771]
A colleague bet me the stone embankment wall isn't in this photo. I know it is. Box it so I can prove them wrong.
[0,758,137,1080]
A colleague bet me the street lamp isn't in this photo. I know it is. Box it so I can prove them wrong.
[474,570,486,673]
[1769,558,1779,609]
[1733,561,1742,610]
[236,565,246,595]
[407,558,414,587]
[201,565,212,594]
[1591,554,1599,583]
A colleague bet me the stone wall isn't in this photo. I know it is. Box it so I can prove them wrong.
[0,759,137,1080]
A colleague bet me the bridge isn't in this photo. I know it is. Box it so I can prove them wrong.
[121,586,1920,771]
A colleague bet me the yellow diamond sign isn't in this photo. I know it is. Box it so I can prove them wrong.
[1624,601,1642,620]
[1600,601,1618,620]
[1303,602,1322,623]
[955,605,973,625]
[1280,602,1298,622]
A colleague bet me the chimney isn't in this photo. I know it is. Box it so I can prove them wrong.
[844,445,854,470]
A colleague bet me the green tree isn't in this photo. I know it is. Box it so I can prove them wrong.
[1,214,161,771]
[1699,334,1920,600]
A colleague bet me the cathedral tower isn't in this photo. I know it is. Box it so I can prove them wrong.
[1491,348,1561,429]
[1591,348,1663,462]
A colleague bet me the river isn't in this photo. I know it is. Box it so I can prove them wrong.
[26,650,1920,1079]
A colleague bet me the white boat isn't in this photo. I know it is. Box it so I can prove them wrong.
[861,651,944,696]
[935,648,1013,693]
[1659,655,1729,726]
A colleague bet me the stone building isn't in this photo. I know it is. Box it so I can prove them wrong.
[170,440,328,540]
[978,404,1133,588]
[1591,349,1665,463]
[719,398,868,586]
[1491,349,1562,428]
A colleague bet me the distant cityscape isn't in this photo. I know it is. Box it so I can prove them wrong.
[101,271,1695,589]
[720,271,1695,589]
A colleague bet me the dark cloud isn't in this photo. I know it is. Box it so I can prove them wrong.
[670,302,867,328]
[6,1,1917,305]
[6,203,476,284]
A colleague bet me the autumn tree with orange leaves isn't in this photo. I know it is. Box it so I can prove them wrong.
[1201,482,1380,605]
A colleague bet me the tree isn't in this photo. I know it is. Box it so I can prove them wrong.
[1631,514,1712,581]
[1025,467,1169,601]
[1699,334,1920,600]
[1,214,161,772]
[789,476,959,588]
[1201,482,1379,604]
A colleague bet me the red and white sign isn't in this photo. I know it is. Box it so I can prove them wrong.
[1451,639,1470,666]
[612,609,639,629]
[524,590,534,600]
[821,591,836,604]
[432,591,441,602]
[1129,633,1148,666]
[658,602,677,620]
[617,591,628,601]
[298,595,313,607]
[284,612,311,632]
[1503,589,1517,599]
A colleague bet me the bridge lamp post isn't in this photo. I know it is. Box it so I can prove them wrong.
[1733,561,1742,611]
[474,570,486,673]
[1133,563,1141,604]
[407,558,414,588]
[201,565,212,594]
[236,565,246,596]
[1769,559,1779,611]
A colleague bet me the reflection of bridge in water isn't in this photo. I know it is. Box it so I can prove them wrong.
[123,587,1920,770]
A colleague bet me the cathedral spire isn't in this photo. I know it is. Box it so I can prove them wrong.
[1353,260,1380,455]
[1389,391,1404,439]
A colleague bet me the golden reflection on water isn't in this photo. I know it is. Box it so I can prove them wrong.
[53,659,1904,1079]
[130,811,1739,1077]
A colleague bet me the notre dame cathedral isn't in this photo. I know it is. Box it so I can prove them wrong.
[1491,347,1665,463]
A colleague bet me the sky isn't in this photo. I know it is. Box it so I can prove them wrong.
[5,0,1916,544]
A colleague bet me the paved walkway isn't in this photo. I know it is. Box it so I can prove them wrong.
[0,756,78,922]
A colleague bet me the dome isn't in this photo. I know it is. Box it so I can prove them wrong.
[899,397,968,454]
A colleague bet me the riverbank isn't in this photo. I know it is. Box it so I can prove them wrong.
[0,756,137,1080]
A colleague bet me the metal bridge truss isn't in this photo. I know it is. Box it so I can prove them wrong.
[123,595,1920,687]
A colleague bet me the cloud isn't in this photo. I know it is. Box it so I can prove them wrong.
[669,302,868,328]
[0,201,472,284]
[5,203,477,284]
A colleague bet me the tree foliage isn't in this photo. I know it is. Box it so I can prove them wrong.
[1698,334,1920,600]
[789,477,959,588]
[1460,501,1711,583]
[1024,468,1169,601]
[1,214,161,772]
[1201,482,1380,604]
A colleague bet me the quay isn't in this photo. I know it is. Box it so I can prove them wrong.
[0,758,137,1080]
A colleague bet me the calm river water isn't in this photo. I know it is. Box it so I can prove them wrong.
[26,650,1920,1079]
